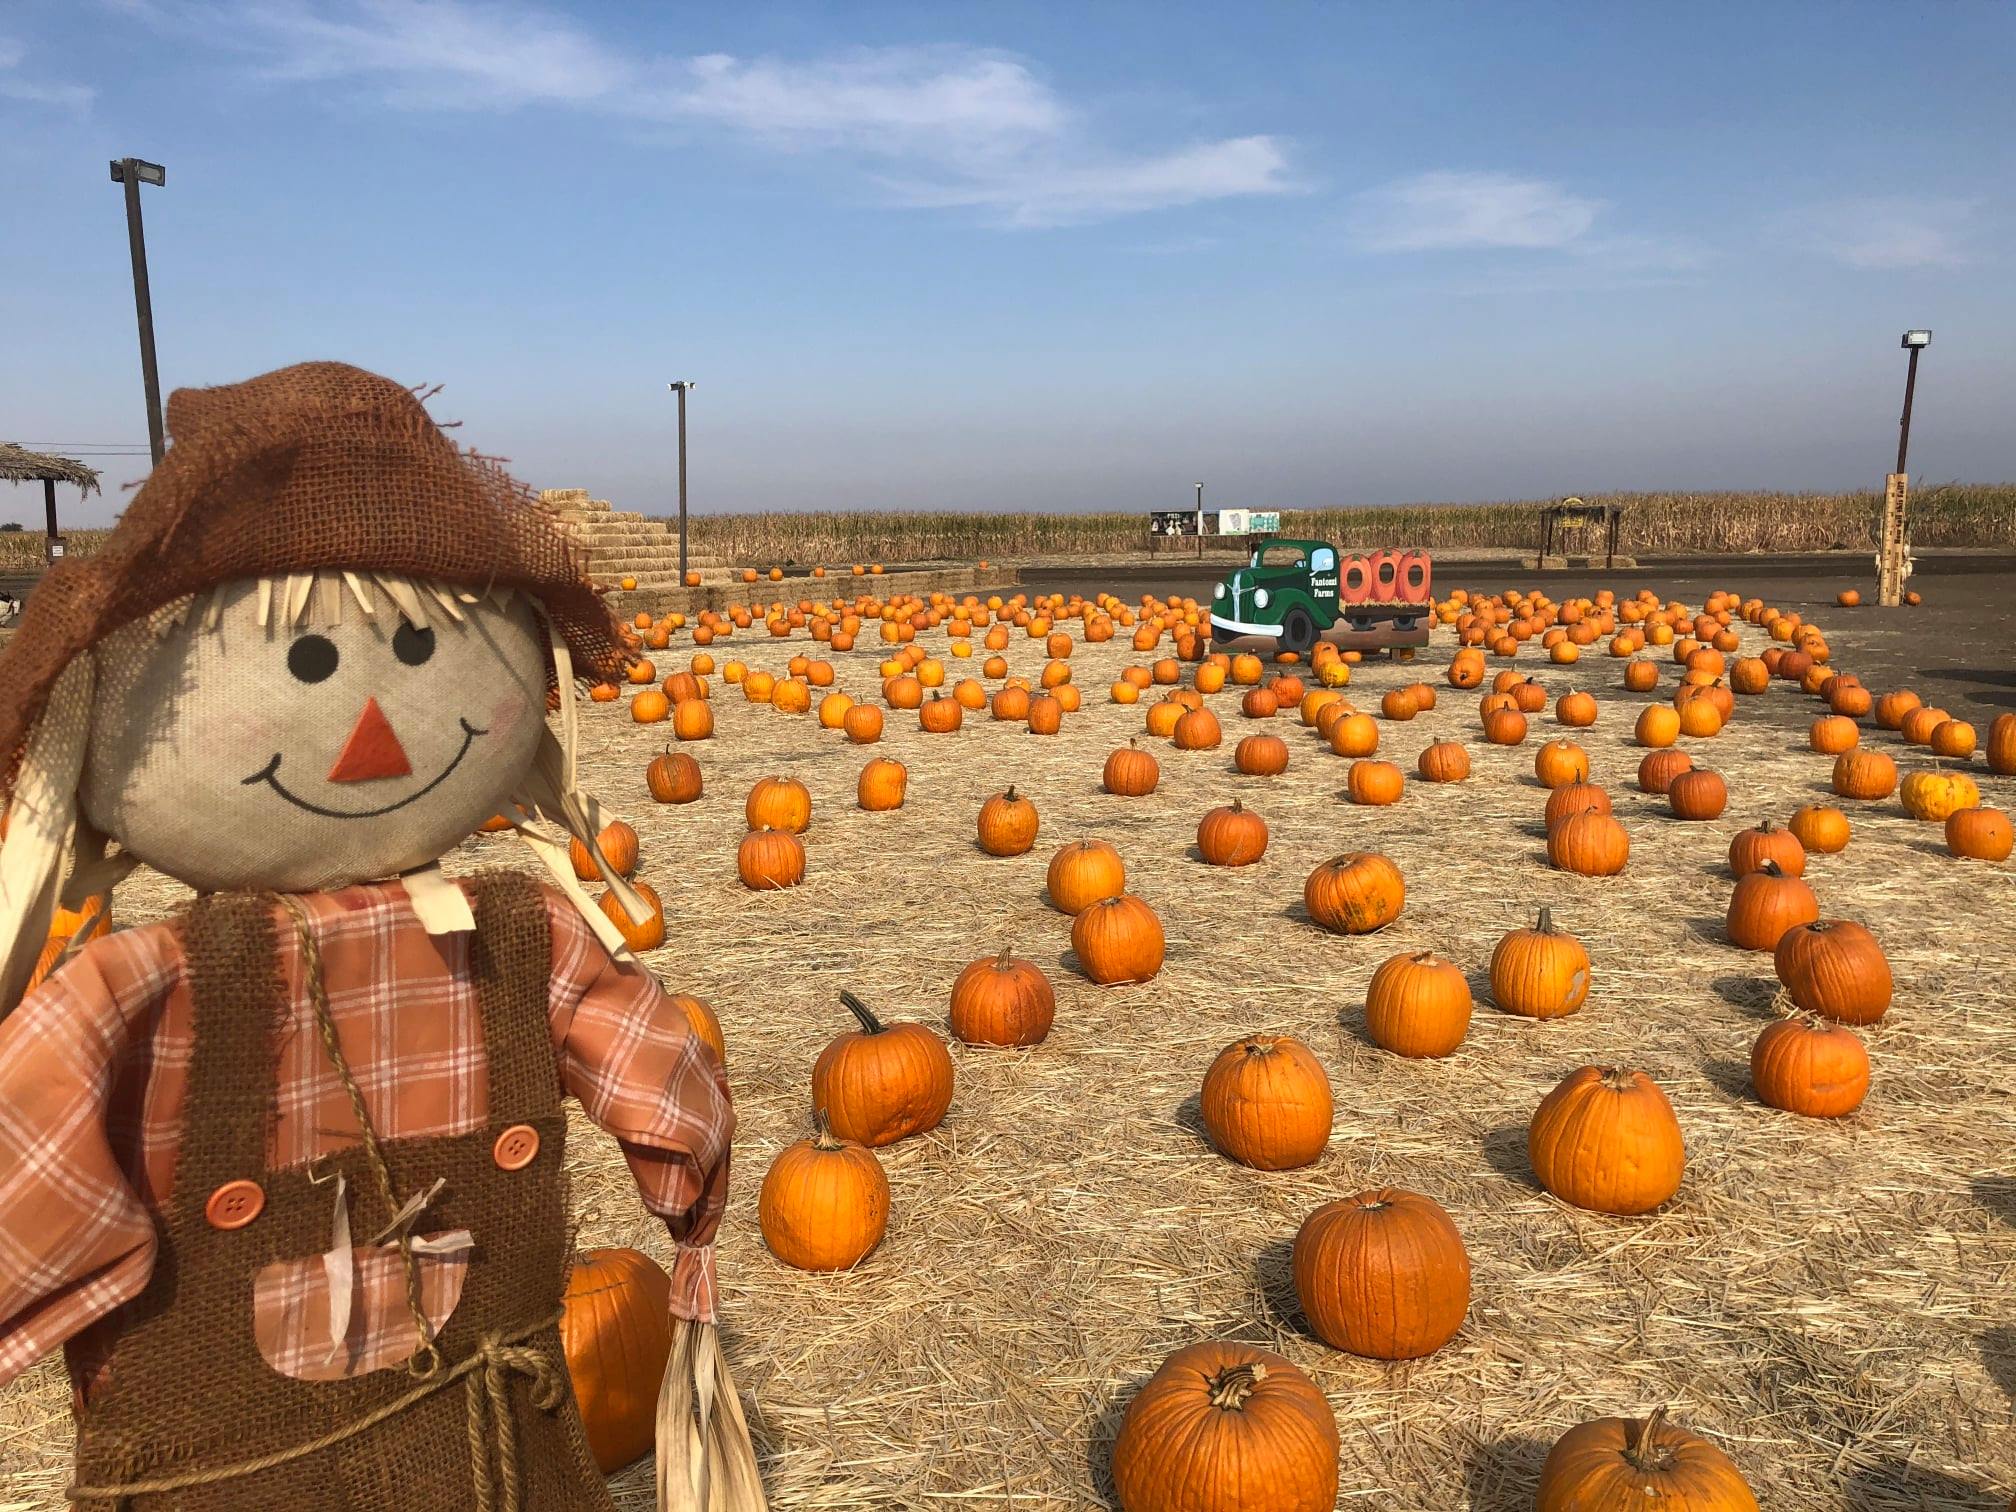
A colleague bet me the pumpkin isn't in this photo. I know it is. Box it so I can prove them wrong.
[1623,660,1660,692]
[569,820,640,881]
[1542,781,1610,830]
[1106,741,1165,798]
[1144,699,1184,738]
[1380,688,1418,721]
[1830,749,1896,801]
[812,990,955,1146]
[1898,704,1950,746]
[841,703,885,744]
[1532,739,1590,789]
[1327,712,1380,758]
[1303,852,1405,935]
[1510,678,1548,713]
[1788,804,1850,854]
[1199,1035,1334,1169]
[1346,758,1405,806]
[1110,1340,1340,1512]
[1873,689,1922,729]
[1528,1066,1685,1215]
[1071,894,1165,985]
[1947,807,2013,861]
[1547,809,1629,876]
[736,827,806,890]
[948,949,1055,1047]
[1047,839,1127,913]
[739,776,809,835]
[1555,690,1598,727]
[1730,657,1770,694]
[1634,705,1680,748]
[1929,719,1977,759]
[1667,767,1727,821]
[857,757,908,812]
[559,1248,673,1472]
[1728,819,1804,877]
[1026,693,1064,735]
[1448,649,1486,688]
[1180,798,1268,869]
[919,692,963,733]
[668,994,724,1061]
[1636,749,1692,795]
[597,881,665,952]
[992,684,1032,722]
[1989,713,2016,775]
[1490,906,1590,1018]
[1364,951,1472,1058]
[1537,1409,1759,1512]
[1751,1015,1870,1117]
[1482,708,1529,746]
[1172,707,1222,749]
[1809,715,1859,754]
[758,1113,890,1271]
[1415,740,1470,783]
[1725,861,1819,951]
[1899,767,1980,822]
[977,786,1040,855]
[645,750,703,806]
[1242,686,1281,719]
[1291,1189,1470,1359]
[1774,920,1891,1023]
[1234,733,1290,776]
[628,689,670,725]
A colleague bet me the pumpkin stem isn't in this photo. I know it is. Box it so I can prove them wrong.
[1536,906,1555,934]
[1598,1066,1641,1093]
[995,944,1015,969]
[1004,785,1019,803]
[1759,859,1784,878]
[837,990,887,1035]
[1204,1362,1267,1412]
[1620,1408,1675,1474]
[1230,798,1244,814]
[810,1109,845,1150]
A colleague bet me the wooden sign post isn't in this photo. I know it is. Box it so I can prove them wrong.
[1878,472,1909,606]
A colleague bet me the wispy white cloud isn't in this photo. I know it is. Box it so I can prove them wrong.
[0,35,96,109]
[1779,196,1977,269]
[119,1,1296,226]
[1347,171,1602,252]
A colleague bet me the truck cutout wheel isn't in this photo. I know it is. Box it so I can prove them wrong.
[1279,608,1317,655]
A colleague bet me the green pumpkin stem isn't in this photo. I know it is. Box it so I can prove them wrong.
[838,989,888,1035]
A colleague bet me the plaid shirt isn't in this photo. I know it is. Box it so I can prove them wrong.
[0,878,732,1395]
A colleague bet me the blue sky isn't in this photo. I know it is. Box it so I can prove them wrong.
[2,1,2011,525]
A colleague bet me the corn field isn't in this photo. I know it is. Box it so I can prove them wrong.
[4,483,2011,573]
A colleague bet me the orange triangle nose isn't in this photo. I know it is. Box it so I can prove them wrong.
[327,698,413,784]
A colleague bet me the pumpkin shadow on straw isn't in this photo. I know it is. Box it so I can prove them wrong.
[1980,1324,2016,1407]
[1172,1093,1214,1151]
[1683,917,1729,947]
[1970,1175,2016,1226]
[1461,1430,1551,1512]
[1697,1057,1753,1106]
[1480,1124,1541,1192]
[1251,1235,1305,1337]
[1844,1460,2003,1512]
[1710,973,1779,1021]
[1081,1386,1132,1507]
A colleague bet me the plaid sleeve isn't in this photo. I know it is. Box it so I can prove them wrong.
[543,889,734,1324]
[0,927,177,1386]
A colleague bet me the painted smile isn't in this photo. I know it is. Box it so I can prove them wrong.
[244,719,487,819]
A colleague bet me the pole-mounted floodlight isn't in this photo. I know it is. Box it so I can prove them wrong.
[669,382,697,586]
[110,157,168,464]
[1901,330,1932,349]
[1896,331,1930,475]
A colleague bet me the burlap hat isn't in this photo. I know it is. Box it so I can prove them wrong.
[0,361,623,798]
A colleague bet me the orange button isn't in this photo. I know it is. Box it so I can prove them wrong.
[204,1179,265,1230]
[492,1123,541,1171]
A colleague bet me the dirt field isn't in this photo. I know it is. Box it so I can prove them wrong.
[3,568,2013,1511]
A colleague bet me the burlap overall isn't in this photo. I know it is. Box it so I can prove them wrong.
[66,873,614,1512]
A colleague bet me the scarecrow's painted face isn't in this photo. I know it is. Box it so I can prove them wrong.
[80,577,549,893]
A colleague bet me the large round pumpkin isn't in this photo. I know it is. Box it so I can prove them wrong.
[1727,819,1804,878]
[1047,839,1127,913]
[1537,1409,1758,1511]
[1199,1035,1334,1170]
[1751,1015,1870,1117]
[977,786,1040,855]
[1072,894,1166,984]
[1197,800,1270,866]
[559,1248,673,1472]
[812,991,955,1146]
[1547,809,1630,876]
[1773,919,1891,1024]
[1899,767,1981,822]
[745,776,812,834]
[1528,1066,1685,1215]
[1489,907,1590,1019]
[1291,1189,1470,1359]
[948,949,1055,1047]
[1104,740,1161,796]
[1363,951,1472,1058]
[1947,807,2014,861]
[758,1115,890,1271]
[1110,1341,1339,1512]
[1303,852,1404,934]
[1725,862,1819,951]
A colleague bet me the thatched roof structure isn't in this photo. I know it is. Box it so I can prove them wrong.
[0,444,101,494]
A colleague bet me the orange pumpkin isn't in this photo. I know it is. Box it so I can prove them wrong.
[978,786,1040,855]
[1071,894,1165,985]
[1787,804,1851,854]
[1751,1015,1870,1118]
[1199,1035,1334,1170]
[1234,733,1290,777]
[1345,758,1405,806]
[812,991,955,1146]
[1725,862,1819,951]
[758,1114,889,1271]
[569,820,640,881]
[1537,1409,1759,1511]
[1196,799,1269,866]
[559,1248,674,1471]
[1528,1066,1685,1215]
[1292,1189,1470,1359]
[1363,950,1472,1058]
[1047,839,1127,913]
[948,950,1055,1047]
[1303,852,1405,935]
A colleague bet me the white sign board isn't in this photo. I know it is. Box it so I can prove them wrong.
[1217,508,1250,535]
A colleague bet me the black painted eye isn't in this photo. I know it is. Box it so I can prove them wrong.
[393,623,436,666]
[287,634,339,683]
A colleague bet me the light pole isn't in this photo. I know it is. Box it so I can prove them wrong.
[1879,330,1931,607]
[110,158,167,466]
[668,380,696,585]
[1194,481,1204,560]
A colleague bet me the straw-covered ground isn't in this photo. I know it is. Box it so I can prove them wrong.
[3,585,2013,1511]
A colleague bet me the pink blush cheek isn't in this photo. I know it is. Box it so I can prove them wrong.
[194,709,289,762]
[487,693,532,737]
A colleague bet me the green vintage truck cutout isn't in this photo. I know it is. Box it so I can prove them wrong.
[1208,540,1433,655]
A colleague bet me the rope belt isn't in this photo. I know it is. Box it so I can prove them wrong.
[68,1311,567,1512]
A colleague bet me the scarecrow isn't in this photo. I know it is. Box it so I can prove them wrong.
[0,363,764,1510]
